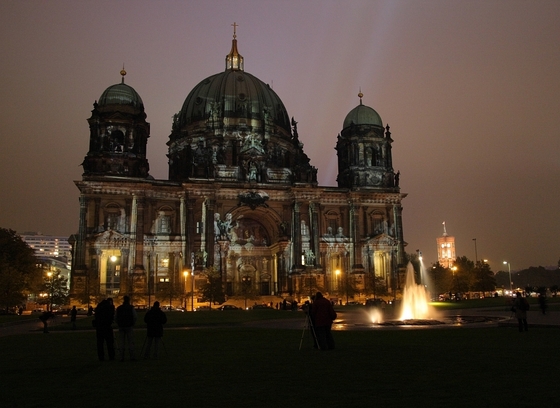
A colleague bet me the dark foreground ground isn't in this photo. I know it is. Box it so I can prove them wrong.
[1,303,559,408]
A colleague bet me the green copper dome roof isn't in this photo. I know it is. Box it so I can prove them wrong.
[177,70,290,133]
[343,99,383,129]
[98,71,144,109]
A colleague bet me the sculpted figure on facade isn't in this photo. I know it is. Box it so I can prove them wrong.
[335,227,348,243]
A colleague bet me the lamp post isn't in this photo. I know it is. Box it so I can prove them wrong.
[47,272,53,311]
[183,270,188,309]
[368,246,375,300]
[191,252,195,311]
[85,267,90,312]
[503,261,513,295]
[451,266,457,297]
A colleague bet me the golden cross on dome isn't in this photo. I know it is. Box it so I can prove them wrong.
[232,22,238,39]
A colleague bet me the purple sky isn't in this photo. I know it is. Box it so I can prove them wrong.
[1,0,559,273]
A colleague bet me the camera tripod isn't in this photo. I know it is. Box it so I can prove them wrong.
[299,311,320,350]
[140,334,168,358]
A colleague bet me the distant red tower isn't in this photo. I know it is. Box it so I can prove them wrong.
[436,222,456,268]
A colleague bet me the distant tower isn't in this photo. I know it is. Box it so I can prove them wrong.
[436,222,456,268]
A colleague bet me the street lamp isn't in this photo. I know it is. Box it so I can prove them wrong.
[368,246,375,300]
[47,271,53,311]
[451,266,457,297]
[190,252,195,311]
[183,270,188,309]
[503,261,513,295]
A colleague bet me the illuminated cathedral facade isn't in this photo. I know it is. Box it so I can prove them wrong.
[70,29,407,307]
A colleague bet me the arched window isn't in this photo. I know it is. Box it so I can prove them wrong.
[104,203,122,231]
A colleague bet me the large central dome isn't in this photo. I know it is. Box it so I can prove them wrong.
[176,69,291,134]
[167,29,316,185]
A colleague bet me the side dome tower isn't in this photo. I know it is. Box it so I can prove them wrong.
[336,92,398,190]
[82,69,150,178]
[167,25,316,185]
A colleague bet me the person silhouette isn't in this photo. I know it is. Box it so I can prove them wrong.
[94,298,115,361]
[513,292,529,332]
[70,306,78,330]
[39,310,54,333]
[310,292,337,350]
[116,296,137,361]
[143,301,167,359]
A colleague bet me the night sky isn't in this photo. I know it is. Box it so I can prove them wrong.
[1,1,559,273]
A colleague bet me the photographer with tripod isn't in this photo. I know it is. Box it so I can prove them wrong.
[310,292,337,351]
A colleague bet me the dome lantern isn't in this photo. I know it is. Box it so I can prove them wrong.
[225,22,244,71]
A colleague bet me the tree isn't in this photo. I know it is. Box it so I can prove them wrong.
[0,228,40,311]
[73,267,99,309]
[452,256,475,293]
[471,261,496,292]
[39,273,69,310]
[200,267,226,305]
[426,262,452,296]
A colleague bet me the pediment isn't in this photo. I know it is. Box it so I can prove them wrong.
[366,233,397,248]
[94,229,129,248]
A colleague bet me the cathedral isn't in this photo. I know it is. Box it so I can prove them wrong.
[70,28,407,308]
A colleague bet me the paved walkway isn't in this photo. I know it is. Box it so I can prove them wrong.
[0,314,76,337]
[1,308,559,337]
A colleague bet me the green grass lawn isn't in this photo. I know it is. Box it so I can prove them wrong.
[1,310,557,408]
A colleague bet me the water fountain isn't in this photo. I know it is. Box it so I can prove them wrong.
[399,262,432,320]
[359,262,503,328]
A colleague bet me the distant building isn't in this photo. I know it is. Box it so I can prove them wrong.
[436,222,455,268]
[71,29,408,305]
[20,233,72,292]
[21,233,72,259]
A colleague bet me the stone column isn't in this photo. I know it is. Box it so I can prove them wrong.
[393,204,405,266]
[205,199,216,268]
[310,202,320,268]
[180,197,186,256]
[75,195,88,270]
[350,203,364,272]
[131,196,146,297]
[292,201,302,271]
[186,199,196,267]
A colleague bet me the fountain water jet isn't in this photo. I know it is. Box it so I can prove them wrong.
[399,262,432,320]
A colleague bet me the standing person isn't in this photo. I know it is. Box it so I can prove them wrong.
[513,292,529,332]
[70,306,78,330]
[310,292,337,350]
[39,310,54,333]
[116,296,137,361]
[538,293,548,315]
[94,298,115,361]
[143,301,167,359]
